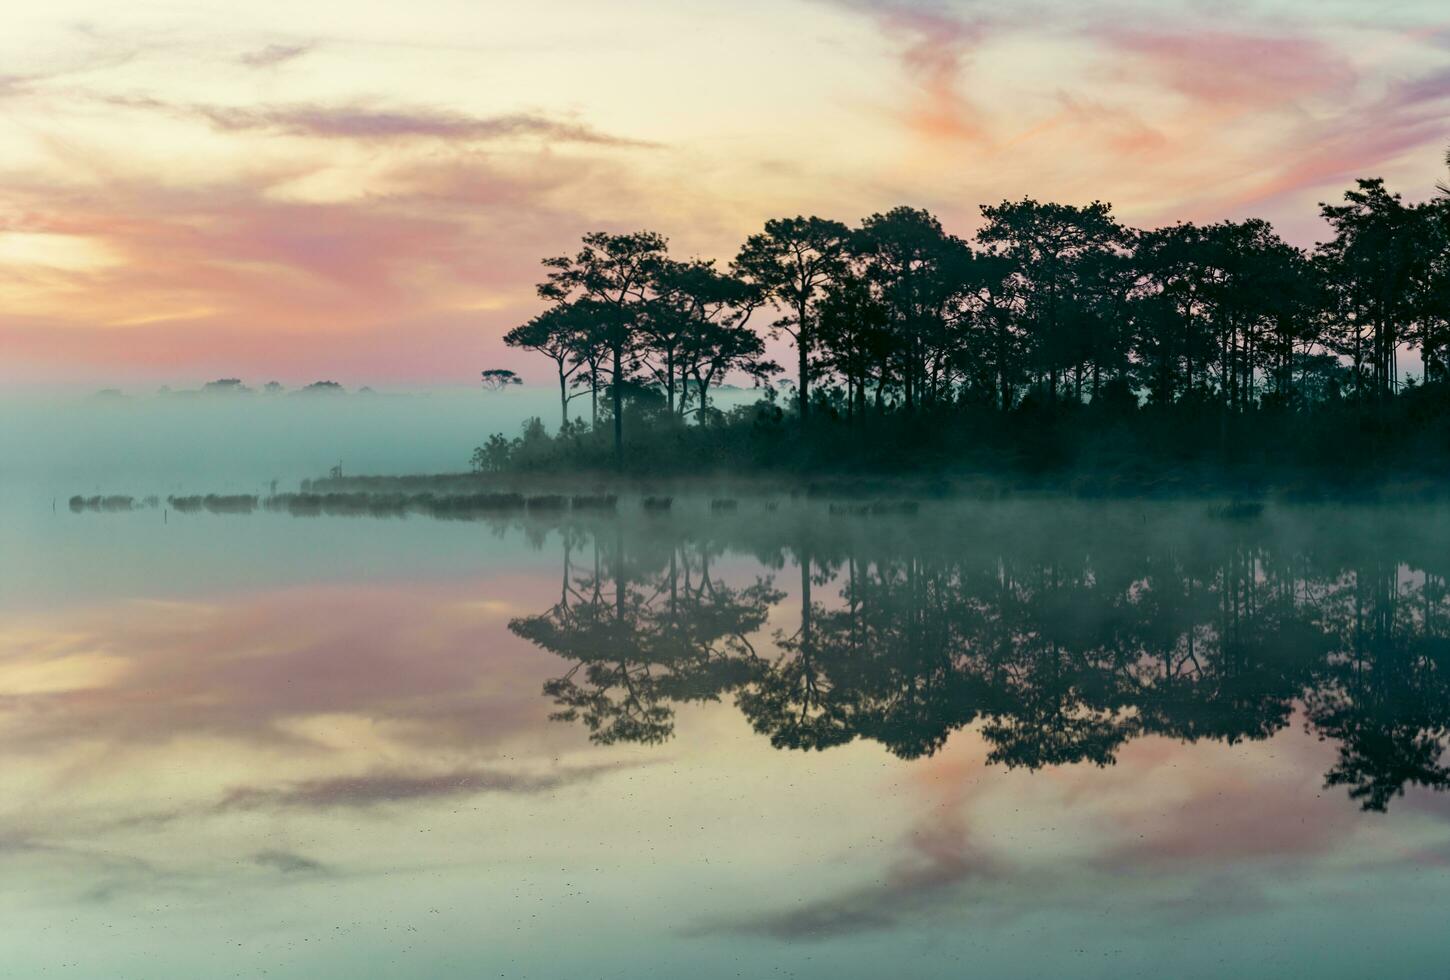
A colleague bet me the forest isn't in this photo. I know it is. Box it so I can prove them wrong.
[486,158,1450,486]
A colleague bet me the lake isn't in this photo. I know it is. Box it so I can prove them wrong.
[3,398,1450,978]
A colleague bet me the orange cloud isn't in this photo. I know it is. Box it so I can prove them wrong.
[836,0,992,144]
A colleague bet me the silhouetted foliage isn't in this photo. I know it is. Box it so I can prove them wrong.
[69,495,138,512]
[494,158,1450,484]
[480,368,522,391]
[167,494,258,514]
[202,378,251,394]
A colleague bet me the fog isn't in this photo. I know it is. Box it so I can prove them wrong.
[0,386,559,495]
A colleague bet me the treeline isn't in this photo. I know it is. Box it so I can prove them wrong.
[499,161,1450,477]
[161,379,358,396]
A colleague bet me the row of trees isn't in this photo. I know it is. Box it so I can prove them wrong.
[504,157,1450,464]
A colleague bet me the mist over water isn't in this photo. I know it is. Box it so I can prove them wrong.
[5,396,1450,978]
[0,387,557,491]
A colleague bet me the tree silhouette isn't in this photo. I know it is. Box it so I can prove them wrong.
[504,304,589,425]
[734,216,851,423]
[493,152,1450,479]
[539,232,668,466]
[480,368,522,391]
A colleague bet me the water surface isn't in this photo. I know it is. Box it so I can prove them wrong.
[4,465,1450,976]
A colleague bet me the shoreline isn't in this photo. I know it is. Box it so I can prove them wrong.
[297,467,1450,506]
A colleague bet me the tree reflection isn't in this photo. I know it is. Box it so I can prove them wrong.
[509,509,1450,811]
[511,526,781,745]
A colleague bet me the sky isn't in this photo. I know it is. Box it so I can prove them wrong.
[2,0,1449,389]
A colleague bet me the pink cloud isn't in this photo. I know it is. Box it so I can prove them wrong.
[1100,27,1359,108]
[1219,70,1450,216]
[0,152,658,383]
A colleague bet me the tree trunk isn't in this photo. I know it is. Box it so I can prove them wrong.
[665,350,675,416]
[797,323,809,422]
[800,548,812,658]
[612,346,624,469]
[558,363,568,429]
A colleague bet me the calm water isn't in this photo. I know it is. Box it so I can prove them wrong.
[4,405,1450,977]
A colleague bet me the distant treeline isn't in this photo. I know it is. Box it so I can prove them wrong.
[68,490,628,520]
[169,494,259,514]
[69,495,155,512]
[494,158,1450,482]
[158,379,362,396]
[90,380,381,399]
[264,491,616,519]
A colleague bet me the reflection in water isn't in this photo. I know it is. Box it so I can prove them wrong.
[509,507,1450,812]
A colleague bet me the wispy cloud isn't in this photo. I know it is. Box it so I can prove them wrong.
[1095,26,1358,108]
[105,95,655,146]
[0,73,42,99]
[831,0,994,143]
[1220,67,1450,214]
[238,42,315,68]
[219,762,641,810]
[692,769,1001,939]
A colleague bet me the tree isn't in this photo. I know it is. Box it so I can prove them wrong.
[539,231,669,465]
[958,247,1023,410]
[1133,222,1220,403]
[851,207,974,410]
[977,200,1127,403]
[1406,198,1450,386]
[734,216,851,423]
[642,258,760,417]
[504,303,590,426]
[681,313,778,419]
[817,268,890,419]
[1202,220,1316,409]
[1317,179,1427,400]
[479,368,522,391]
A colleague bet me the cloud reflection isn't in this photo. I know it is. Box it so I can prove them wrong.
[219,761,645,810]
